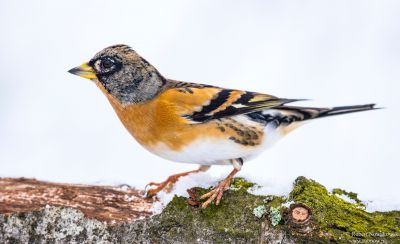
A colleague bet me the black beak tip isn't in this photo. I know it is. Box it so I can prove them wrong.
[68,67,78,75]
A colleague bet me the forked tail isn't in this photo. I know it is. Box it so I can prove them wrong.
[275,103,379,121]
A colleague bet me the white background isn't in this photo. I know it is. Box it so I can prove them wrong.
[0,0,399,211]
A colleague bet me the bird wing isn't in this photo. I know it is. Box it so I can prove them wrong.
[159,80,302,123]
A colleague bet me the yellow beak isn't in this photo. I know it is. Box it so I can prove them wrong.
[68,62,97,79]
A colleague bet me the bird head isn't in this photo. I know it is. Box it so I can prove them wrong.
[68,44,166,105]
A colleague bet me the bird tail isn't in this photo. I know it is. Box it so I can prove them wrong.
[276,103,379,121]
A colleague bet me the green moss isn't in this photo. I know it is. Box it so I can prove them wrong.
[332,188,365,208]
[268,196,286,208]
[158,187,266,240]
[153,176,400,242]
[289,176,400,241]
[230,177,255,190]
[154,179,288,242]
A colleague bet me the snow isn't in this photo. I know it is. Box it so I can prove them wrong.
[150,171,296,213]
[151,171,398,213]
[334,194,358,205]
[362,197,400,213]
[0,0,399,213]
[281,201,295,208]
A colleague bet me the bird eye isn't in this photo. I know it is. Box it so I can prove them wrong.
[101,58,114,70]
[92,56,121,75]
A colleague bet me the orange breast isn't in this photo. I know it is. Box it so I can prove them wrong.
[98,84,227,151]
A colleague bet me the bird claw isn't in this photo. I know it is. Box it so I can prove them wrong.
[145,188,158,198]
[144,175,179,198]
[144,181,165,198]
[145,168,210,199]
[146,182,161,187]
[200,178,232,208]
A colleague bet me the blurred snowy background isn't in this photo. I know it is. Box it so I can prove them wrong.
[0,0,399,211]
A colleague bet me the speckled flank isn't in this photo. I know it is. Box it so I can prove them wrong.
[222,118,262,146]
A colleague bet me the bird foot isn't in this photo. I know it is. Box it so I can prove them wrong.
[199,177,232,208]
[145,175,178,197]
[145,168,205,198]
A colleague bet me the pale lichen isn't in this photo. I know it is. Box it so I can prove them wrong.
[253,205,267,218]
[0,207,114,243]
[269,207,282,226]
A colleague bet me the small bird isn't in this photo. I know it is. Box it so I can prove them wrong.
[69,44,377,208]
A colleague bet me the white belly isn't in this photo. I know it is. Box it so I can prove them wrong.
[148,123,285,165]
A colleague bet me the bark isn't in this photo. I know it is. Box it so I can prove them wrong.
[0,178,153,223]
[0,177,399,243]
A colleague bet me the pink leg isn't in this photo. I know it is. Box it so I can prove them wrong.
[146,165,210,197]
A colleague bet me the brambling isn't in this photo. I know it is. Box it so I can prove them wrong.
[69,44,377,208]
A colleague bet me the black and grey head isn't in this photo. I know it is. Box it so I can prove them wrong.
[69,44,166,105]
